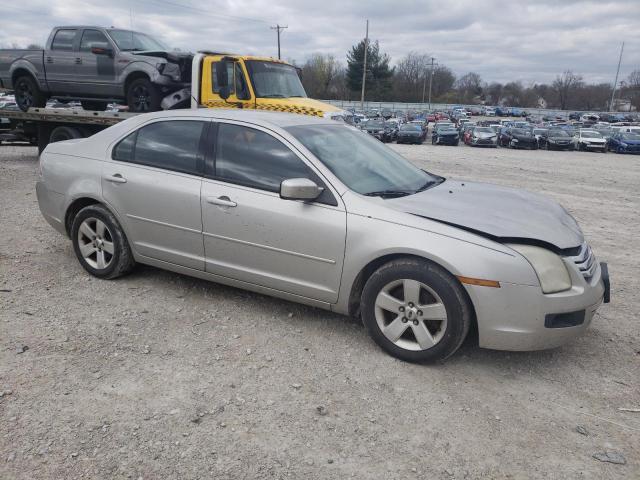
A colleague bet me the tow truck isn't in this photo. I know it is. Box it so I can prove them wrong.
[1,50,348,152]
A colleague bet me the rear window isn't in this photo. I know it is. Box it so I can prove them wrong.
[51,29,77,51]
[112,120,205,176]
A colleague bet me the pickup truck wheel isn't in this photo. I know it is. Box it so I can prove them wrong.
[80,101,108,111]
[361,258,471,363]
[126,78,161,112]
[49,126,84,144]
[14,75,47,112]
[71,204,135,279]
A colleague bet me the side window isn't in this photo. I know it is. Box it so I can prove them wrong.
[234,63,249,100]
[215,124,314,192]
[112,121,205,176]
[80,30,110,52]
[51,29,77,51]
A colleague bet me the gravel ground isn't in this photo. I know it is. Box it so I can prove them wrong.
[1,140,639,479]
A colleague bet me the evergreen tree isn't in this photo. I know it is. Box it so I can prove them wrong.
[346,39,394,101]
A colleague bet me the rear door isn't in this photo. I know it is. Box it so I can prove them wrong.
[75,29,118,97]
[102,119,208,270]
[45,28,79,94]
[200,122,346,303]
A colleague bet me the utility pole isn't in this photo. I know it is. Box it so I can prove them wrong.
[427,57,436,110]
[270,24,288,59]
[360,19,369,111]
[609,41,624,112]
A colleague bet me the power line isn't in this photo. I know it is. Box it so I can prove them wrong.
[136,0,273,25]
[270,24,288,59]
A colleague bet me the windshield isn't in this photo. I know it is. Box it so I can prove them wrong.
[286,125,440,196]
[368,120,385,128]
[621,133,640,140]
[108,30,168,51]
[474,127,493,133]
[549,129,570,137]
[245,61,306,98]
[401,125,421,131]
[511,128,530,135]
[582,131,603,138]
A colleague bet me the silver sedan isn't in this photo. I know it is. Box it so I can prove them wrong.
[36,109,610,362]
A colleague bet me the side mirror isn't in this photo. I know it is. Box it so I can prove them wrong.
[219,85,231,101]
[91,46,113,56]
[216,59,229,89]
[280,178,323,201]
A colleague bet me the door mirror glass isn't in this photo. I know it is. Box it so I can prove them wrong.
[280,178,323,201]
[219,85,231,100]
[216,59,229,90]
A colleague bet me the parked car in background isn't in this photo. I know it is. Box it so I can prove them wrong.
[396,124,424,144]
[364,119,388,141]
[607,131,640,154]
[461,123,477,144]
[484,107,496,116]
[432,123,459,146]
[532,128,548,146]
[538,128,574,150]
[574,129,607,152]
[499,128,538,149]
[467,126,498,147]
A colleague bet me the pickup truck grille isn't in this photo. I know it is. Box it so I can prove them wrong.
[567,243,597,280]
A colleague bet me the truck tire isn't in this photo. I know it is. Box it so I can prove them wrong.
[80,101,108,111]
[14,75,47,112]
[49,126,84,144]
[126,78,161,112]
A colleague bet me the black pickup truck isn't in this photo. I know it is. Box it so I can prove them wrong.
[0,26,192,112]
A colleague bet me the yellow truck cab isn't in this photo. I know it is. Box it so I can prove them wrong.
[188,52,348,120]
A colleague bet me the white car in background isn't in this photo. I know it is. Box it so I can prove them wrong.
[574,129,607,152]
[484,107,496,116]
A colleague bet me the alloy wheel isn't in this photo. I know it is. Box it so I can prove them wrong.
[374,279,448,351]
[132,85,150,111]
[77,217,114,270]
[16,80,33,110]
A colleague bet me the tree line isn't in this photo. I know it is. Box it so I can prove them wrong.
[298,39,640,111]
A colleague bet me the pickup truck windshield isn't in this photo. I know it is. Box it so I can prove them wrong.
[245,61,306,99]
[108,30,168,51]
[286,125,440,196]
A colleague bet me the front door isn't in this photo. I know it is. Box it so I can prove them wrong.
[201,122,346,303]
[75,29,118,97]
[102,119,208,270]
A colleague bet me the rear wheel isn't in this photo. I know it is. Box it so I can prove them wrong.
[80,100,108,111]
[49,126,84,144]
[126,77,161,112]
[14,75,47,112]
[71,204,135,279]
[361,258,471,363]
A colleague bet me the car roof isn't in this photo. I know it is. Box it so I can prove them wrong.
[131,108,337,129]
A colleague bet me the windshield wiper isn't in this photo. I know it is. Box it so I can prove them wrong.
[363,190,415,198]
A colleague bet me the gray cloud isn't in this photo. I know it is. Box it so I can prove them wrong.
[1,0,638,84]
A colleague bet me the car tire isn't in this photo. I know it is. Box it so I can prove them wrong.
[49,126,84,144]
[126,77,161,112]
[80,101,109,111]
[361,258,472,363]
[14,75,47,112]
[71,204,135,279]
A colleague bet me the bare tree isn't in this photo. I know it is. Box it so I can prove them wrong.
[455,72,483,103]
[301,54,343,99]
[552,70,583,110]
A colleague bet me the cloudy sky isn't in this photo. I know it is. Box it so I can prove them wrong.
[1,0,638,85]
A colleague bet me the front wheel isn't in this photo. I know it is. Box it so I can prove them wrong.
[71,204,135,279]
[126,78,161,112]
[361,259,472,363]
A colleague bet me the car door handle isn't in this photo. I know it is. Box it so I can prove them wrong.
[104,174,127,184]
[46,56,53,63]
[206,196,237,207]
[74,57,82,64]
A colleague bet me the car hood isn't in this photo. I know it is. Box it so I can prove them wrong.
[131,50,193,62]
[437,130,458,135]
[620,139,640,145]
[385,180,584,250]
[548,135,572,141]
[474,132,495,139]
[512,133,536,141]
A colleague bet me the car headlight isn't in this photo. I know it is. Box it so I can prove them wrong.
[512,138,519,143]
[507,244,571,294]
